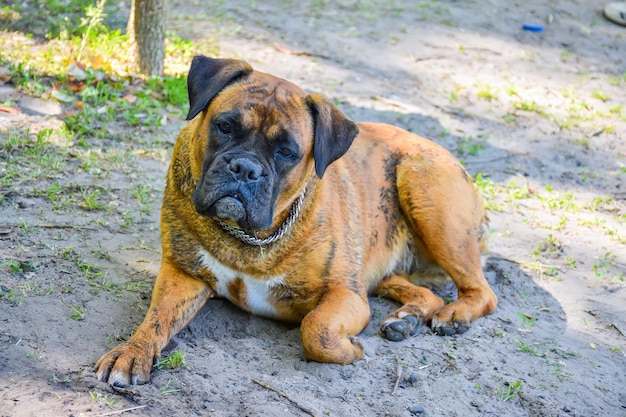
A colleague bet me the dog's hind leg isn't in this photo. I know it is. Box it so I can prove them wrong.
[375,274,444,341]
[396,157,498,336]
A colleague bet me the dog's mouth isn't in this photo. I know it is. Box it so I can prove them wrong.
[193,187,274,232]
[212,194,246,224]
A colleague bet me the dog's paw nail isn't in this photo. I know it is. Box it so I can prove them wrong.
[405,315,419,327]
[381,315,422,341]
[112,380,129,388]
[389,320,409,333]
[434,326,456,336]
[442,327,456,336]
[384,328,405,342]
[433,320,470,336]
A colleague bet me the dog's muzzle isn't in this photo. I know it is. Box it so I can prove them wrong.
[192,155,273,230]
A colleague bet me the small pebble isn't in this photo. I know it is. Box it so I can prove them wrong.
[407,405,425,415]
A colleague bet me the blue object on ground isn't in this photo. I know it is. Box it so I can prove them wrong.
[523,24,544,32]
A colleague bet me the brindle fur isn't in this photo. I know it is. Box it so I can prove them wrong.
[95,56,497,387]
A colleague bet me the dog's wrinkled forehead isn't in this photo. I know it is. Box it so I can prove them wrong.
[217,72,311,138]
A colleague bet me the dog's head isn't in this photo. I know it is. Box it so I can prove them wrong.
[185,55,358,232]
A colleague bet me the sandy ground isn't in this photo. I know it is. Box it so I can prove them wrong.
[1,1,626,416]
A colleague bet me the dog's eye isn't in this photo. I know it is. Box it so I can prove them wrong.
[277,148,295,159]
[216,122,232,135]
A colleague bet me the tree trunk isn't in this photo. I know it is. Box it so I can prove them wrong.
[128,0,166,76]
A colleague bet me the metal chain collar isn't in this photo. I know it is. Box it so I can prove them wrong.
[215,188,306,246]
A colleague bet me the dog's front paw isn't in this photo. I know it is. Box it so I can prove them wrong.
[95,339,156,387]
[380,313,422,341]
[431,302,472,336]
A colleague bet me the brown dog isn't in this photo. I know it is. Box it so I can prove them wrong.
[95,56,497,386]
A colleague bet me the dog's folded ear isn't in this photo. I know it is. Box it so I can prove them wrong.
[186,56,253,121]
[306,93,359,178]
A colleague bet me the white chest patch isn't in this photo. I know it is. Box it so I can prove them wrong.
[198,248,283,318]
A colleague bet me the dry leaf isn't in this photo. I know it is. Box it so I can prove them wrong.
[67,62,87,81]
[51,89,76,103]
[0,105,20,114]
[123,94,138,104]
[90,55,112,72]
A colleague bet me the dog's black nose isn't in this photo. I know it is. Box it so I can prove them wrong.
[229,158,263,182]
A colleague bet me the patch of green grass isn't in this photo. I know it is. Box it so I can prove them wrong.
[2,0,121,38]
[505,180,531,202]
[0,259,37,275]
[81,188,105,211]
[475,83,499,100]
[124,281,149,292]
[130,183,155,215]
[589,196,614,210]
[51,372,72,384]
[537,191,582,213]
[499,381,522,401]
[473,173,503,212]
[6,282,54,303]
[532,234,561,259]
[520,261,560,280]
[0,128,70,187]
[118,210,136,228]
[578,216,606,228]
[539,214,567,231]
[517,312,537,332]
[57,246,78,260]
[516,339,540,356]
[0,3,206,145]
[146,74,188,109]
[69,304,84,320]
[590,252,623,286]
[75,259,123,298]
[591,90,610,102]
[456,136,485,156]
[502,114,518,124]
[565,255,577,269]
[549,361,574,381]
[513,99,547,117]
[154,350,189,371]
[159,379,182,396]
[0,289,16,302]
[89,388,117,408]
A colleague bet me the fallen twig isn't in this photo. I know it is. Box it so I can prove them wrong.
[391,362,403,395]
[409,346,451,362]
[252,378,320,417]
[461,154,515,164]
[608,324,624,337]
[409,346,457,373]
[273,42,330,60]
[0,104,20,114]
[412,55,447,62]
[97,405,147,416]
[3,223,99,231]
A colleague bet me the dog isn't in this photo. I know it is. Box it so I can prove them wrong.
[95,56,498,387]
